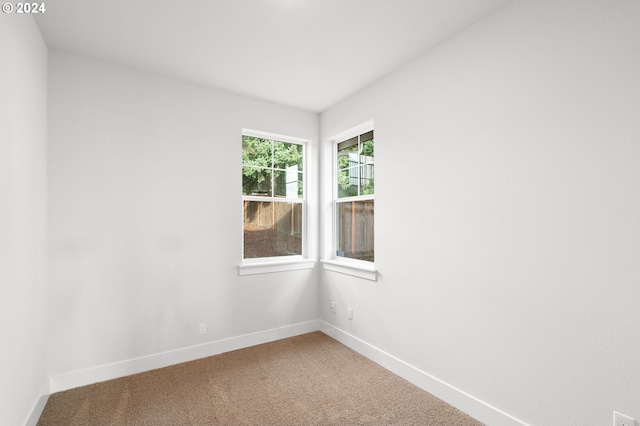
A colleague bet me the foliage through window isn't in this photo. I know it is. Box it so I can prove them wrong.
[242,133,305,260]
[335,130,374,262]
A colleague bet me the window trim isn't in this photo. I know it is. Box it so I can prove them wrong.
[239,258,316,276]
[323,120,377,281]
[239,129,314,275]
[321,258,377,281]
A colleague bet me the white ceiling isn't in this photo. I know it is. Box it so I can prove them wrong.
[35,0,512,112]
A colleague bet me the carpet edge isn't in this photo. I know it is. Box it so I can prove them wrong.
[319,320,529,426]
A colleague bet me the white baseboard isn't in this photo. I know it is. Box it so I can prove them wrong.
[45,319,525,425]
[319,321,527,426]
[50,320,320,393]
[23,381,50,426]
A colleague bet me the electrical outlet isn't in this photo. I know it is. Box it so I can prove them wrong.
[347,307,353,320]
[614,411,636,426]
[331,301,336,313]
[199,323,206,334]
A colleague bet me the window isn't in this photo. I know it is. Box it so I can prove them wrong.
[335,129,374,262]
[242,130,306,262]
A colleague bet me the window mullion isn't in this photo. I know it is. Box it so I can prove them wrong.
[271,139,275,197]
[358,134,362,197]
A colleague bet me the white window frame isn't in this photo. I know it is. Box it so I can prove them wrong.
[239,129,315,275]
[322,120,377,281]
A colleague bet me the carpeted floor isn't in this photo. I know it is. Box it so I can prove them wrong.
[37,332,484,425]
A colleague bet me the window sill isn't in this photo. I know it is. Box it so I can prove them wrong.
[238,259,316,276]
[321,259,377,281]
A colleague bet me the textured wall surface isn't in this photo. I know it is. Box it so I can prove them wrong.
[7,1,640,424]
[320,1,640,424]
[47,50,320,377]
[0,13,49,426]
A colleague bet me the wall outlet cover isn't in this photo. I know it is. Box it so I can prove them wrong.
[614,411,636,426]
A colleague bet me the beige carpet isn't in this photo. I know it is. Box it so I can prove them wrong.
[38,332,484,425]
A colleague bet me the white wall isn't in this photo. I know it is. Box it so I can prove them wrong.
[0,14,49,426]
[47,51,320,379]
[320,0,640,425]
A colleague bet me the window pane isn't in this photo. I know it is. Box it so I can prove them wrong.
[242,136,272,167]
[337,133,374,198]
[337,168,359,198]
[360,164,374,195]
[274,167,303,199]
[338,136,358,153]
[360,131,374,146]
[242,167,272,196]
[360,137,374,163]
[336,200,374,262]
[244,201,302,258]
[274,141,303,172]
[338,140,358,170]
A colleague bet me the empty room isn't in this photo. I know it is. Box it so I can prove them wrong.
[2,0,639,425]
